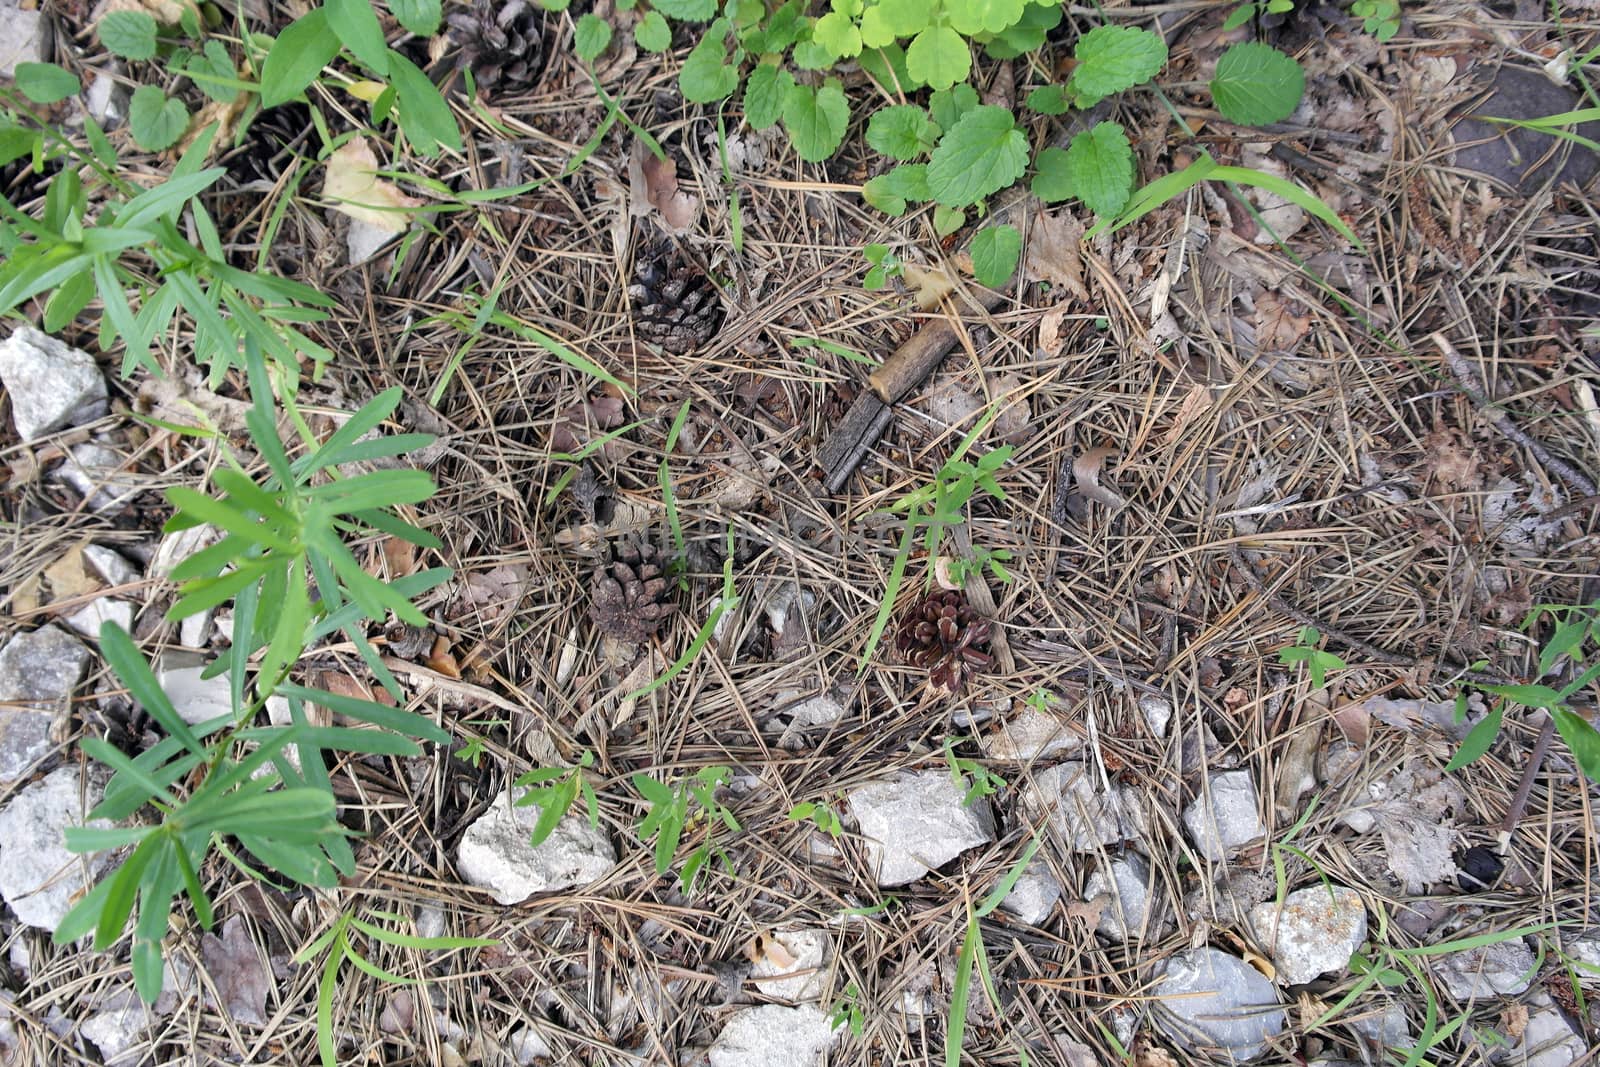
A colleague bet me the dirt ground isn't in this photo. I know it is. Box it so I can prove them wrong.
[3,0,1600,1064]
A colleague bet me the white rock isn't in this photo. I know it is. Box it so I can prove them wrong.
[179,609,212,648]
[155,655,234,726]
[1085,851,1167,942]
[748,929,832,1002]
[1151,948,1286,1063]
[0,326,107,442]
[1348,999,1410,1050]
[150,524,217,579]
[1433,939,1535,1000]
[84,68,126,127]
[56,442,139,511]
[509,1025,554,1064]
[983,703,1080,762]
[1518,1005,1587,1067]
[457,804,615,904]
[0,765,115,931]
[348,219,400,266]
[848,770,996,886]
[999,856,1062,925]
[79,991,149,1067]
[1019,761,1129,851]
[414,905,445,941]
[64,599,135,640]
[0,1,45,79]
[707,1004,835,1067]
[1249,885,1367,985]
[1139,693,1173,737]
[1183,771,1266,861]
[0,626,90,782]
[83,545,140,588]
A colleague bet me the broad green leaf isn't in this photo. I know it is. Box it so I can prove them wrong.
[858,42,920,93]
[782,79,850,162]
[1031,145,1073,201]
[1554,709,1600,783]
[866,104,937,160]
[743,63,792,130]
[389,0,441,36]
[905,25,969,90]
[574,14,613,62]
[1026,84,1069,115]
[388,49,462,155]
[970,224,1021,288]
[812,11,861,58]
[99,11,159,60]
[861,162,929,215]
[983,1,1062,59]
[947,0,1025,36]
[654,0,716,18]
[128,86,190,151]
[1064,120,1134,216]
[635,10,671,51]
[926,104,1027,207]
[326,0,391,75]
[1211,42,1305,126]
[1481,682,1567,709]
[680,19,740,103]
[1444,704,1503,772]
[932,204,964,235]
[1071,25,1168,97]
[928,84,979,135]
[260,10,341,107]
[15,63,81,105]
[861,0,930,46]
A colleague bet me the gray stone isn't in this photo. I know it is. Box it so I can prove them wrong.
[1183,771,1265,861]
[984,703,1080,762]
[707,1004,835,1067]
[848,770,996,886]
[457,804,615,904]
[0,626,90,782]
[0,326,107,442]
[509,1025,554,1064]
[56,442,139,511]
[1151,948,1286,1063]
[0,765,115,931]
[155,654,235,726]
[1139,693,1172,737]
[179,609,212,649]
[1518,1004,1587,1067]
[83,545,140,588]
[747,929,832,1002]
[79,990,150,1067]
[150,524,217,579]
[1085,851,1168,942]
[0,1,45,79]
[348,219,400,266]
[999,857,1063,926]
[1249,885,1367,985]
[1452,66,1600,194]
[1347,999,1410,1051]
[1432,939,1535,1000]
[1020,761,1129,851]
[63,599,135,641]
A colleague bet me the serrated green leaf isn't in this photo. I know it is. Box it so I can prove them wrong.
[929,84,979,132]
[933,204,965,236]
[1071,25,1168,98]
[782,79,849,162]
[862,162,929,215]
[680,18,740,102]
[654,0,716,18]
[1031,145,1073,201]
[1064,120,1134,216]
[866,104,937,160]
[259,10,340,107]
[1211,42,1304,126]
[812,11,862,58]
[861,0,931,46]
[947,0,1026,36]
[1025,85,1069,115]
[635,10,671,51]
[970,224,1020,287]
[926,104,1027,208]
[389,0,441,36]
[906,25,969,90]
[743,63,793,129]
[99,11,159,61]
[983,1,1062,59]
[574,13,613,61]
[129,86,190,151]
[14,63,81,105]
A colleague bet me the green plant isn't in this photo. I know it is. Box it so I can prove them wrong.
[1447,599,1600,783]
[632,766,743,892]
[1278,626,1346,689]
[862,242,905,290]
[454,718,510,768]
[945,829,1042,1067]
[1222,0,1295,31]
[1350,0,1401,42]
[295,906,495,1067]
[54,350,452,1005]
[829,980,866,1036]
[515,750,602,845]
[787,796,844,836]
[943,739,1006,805]
[943,544,1013,586]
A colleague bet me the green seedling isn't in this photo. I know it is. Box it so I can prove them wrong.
[943,544,1014,586]
[515,750,601,846]
[788,797,845,837]
[454,718,510,769]
[829,981,866,1037]
[1279,626,1346,690]
[943,739,1007,805]
[1350,0,1402,41]
[633,766,743,893]
[1223,0,1296,31]
[862,243,904,290]
[946,829,1044,1067]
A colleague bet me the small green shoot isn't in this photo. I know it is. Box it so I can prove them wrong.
[633,766,742,893]
[829,981,866,1036]
[943,739,1007,806]
[862,243,904,290]
[1350,0,1401,41]
[787,797,844,837]
[514,750,600,847]
[943,544,1014,586]
[1278,626,1346,689]
[454,718,509,768]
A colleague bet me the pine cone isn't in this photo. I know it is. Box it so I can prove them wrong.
[589,539,675,644]
[447,0,547,93]
[894,590,994,696]
[628,239,726,355]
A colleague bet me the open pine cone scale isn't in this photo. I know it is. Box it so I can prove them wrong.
[894,590,994,696]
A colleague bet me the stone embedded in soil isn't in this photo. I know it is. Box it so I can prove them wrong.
[1019,761,1129,852]
[707,1004,836,1067]
[83,545,141,588]
[1431,939,1536,1000]
[348,219,400,266]
[56,441,138,511]
[748,928,832,1002]
[456,804,615,904]
[1085,851,1168,943]
[79,990,151,1067]
[1139,693,1173,737]
[155,654,236,726]
[1517,1001,1588,1067]
[1451,65,1600,194]
[1183,770,1266,861]
[0,2,46,79]
[64,599,135,641]
[1151,948,1286,1064]
[1249,885,1367,985]
[0,625,91,783]
[847,770,996,886]
[999,856,1063,926]
[0,326,108,443]
[0,765,115,931]
[983,703,1081,762]
[1347,999,1410,1051]
[151,523,217,579]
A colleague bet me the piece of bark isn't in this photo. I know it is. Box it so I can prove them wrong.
[866,287,1009,404]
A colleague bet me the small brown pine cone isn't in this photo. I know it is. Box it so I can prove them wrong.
[894,590,994,696]
[446,0,547,93]
[588,539,676,644]
[628,238,726,354]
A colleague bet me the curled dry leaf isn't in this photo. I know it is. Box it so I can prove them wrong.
[1073,446,1126,509]
[1159,384,1213,449]
[322,136,423,234]
[901,261,959,310]
[1024,211,1088,301]
[381,535,419,579]
[629,138,699,235]
[1253,290,1310,354]
[744,931,800,970]
[550,395,626,454]
[200,916,270,1028]
[426,634,461,679]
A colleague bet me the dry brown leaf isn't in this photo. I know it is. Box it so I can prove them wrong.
[93,0,197,24]
[381,536,418,579]
[1253,290,1310,353]
[1329,699,1372,747]
[177,95,248,159]
[200,916,269,1028]
[310,670,370,717]
[322,137,422,234]
[1073,447,1126,509]
[427,635,461,679]
[1037,305,1068,354]
[1133,1042,1180,1067]
[1025,211,1088,300]
[744,931,799,970]
[1499,1002,1529,1041]
[43,544,101,604]
[628,138,698,234]
[901,262,959,310]
[1160,384,1213,448]
[458,565,529,624]
[1424,427,1483,490]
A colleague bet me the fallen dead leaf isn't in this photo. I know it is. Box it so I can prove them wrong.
[1253,290,1311,353]
[427,634,461,679]
[1037,305,1069,354]
[200,916,270,1028]
[1073,447,1126,509]
[322,136,423,234]
[628,138,698,234]
[550,395,627,454]
[744,931,799,970]
[457,565,529,625]
[1025,211,1088,300]
[1499,1002,1529,1041]
[93,0,196,25]
[381,535,418,579]
[1160,383,1213,448]
[136,372,252,435]
[901,262,958,310]
[43,543,101,604]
